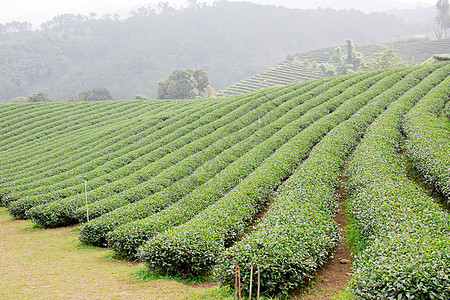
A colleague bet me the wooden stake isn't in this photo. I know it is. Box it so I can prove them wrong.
[257,265,260,300]
[235,262,238,300]
[84,177,89,222]
[238,267,241,300]
[249,260,254,300]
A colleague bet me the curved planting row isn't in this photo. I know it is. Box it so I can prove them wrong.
[402,74,450,202]
[136,69,393,277]
[445,101,450,118]
[81,72,363,249]
[346,62,450,298]
[78,74,352,247]
[216,66,422,296]
[219,61,322,97]
[3,98,233,209]
[0,100,171,180]
[72,77,332,223]
[22,90,288,227]
[0,101,202,206]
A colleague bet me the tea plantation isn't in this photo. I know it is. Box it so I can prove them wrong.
[1,62,449,298]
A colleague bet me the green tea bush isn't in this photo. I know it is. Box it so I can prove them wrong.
[346,62,450,298]
[79,76,347,246]
[403,75,450,202]
[216,68,412,296]
[137,71,389,276]
[104,72,377,257]
[25,87,300,227]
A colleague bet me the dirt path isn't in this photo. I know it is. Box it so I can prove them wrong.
[0,208,218,300]
[296,176,352,299]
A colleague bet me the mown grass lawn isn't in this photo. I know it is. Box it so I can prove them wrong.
[0,208,223,300]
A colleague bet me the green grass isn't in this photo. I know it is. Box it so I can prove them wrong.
[0,207,220,299]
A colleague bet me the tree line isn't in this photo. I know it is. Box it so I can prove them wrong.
[0,2,431,103]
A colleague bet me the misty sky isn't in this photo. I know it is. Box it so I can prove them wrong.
[1,0,437,27]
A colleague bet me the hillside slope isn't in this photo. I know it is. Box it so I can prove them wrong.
[1,63,450,297]
[219,38,450,97]
[0,2,422,102]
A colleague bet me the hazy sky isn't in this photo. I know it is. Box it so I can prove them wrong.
[1,0,437,27]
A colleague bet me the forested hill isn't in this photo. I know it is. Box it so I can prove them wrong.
[0,1,422,102]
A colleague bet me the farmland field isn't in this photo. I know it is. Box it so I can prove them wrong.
[1,62,450,298]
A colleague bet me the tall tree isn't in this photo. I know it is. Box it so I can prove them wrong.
[28,91,52,102]
[362,46,407,71]
[436,0,449,39]
[67,88,114,102]
[157,68,210,99]
[320,39,363,76]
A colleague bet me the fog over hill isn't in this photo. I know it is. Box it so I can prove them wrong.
[1,0,436,26]
[0,1,438,102]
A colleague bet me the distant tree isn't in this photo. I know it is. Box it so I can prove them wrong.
[286,54,294,62]
[205,85,217,98]
[436,0,449,39]
[67,88,114,102]
[40,14,88,30]
[28,91,52,102]
[320,39,363,76]
[134,93,149,100]
[7,96,29,103]
[362,46,407,71]
[157,68,210,99]
[0,21,32,33]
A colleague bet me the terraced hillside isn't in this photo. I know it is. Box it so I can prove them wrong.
[1,62,450,298]
[219,38,450,97]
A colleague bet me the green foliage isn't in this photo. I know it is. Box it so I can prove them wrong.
[320,39,363,76]
[445,101,450,118]
[1,63,450,298]
[0,2,424,102]
[434,53,450,61]
[346,63,450,298]
[28,91,52,102]
[157,68,210,99]
[402,74,450,202]
[134,93,149,100]
[67,88,114,102]
[362,46,407,70]
[7,96,28,103]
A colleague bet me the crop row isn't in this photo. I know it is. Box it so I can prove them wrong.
[85,72,364,252]
[0,100,203,206]
[0,100,174,178]
[346,62,450,298]
[0,100,146,158]
[2,97,237,208]
[20,81,334,226]
[216,67,415,296]
[219,61,322,97]
[135,69,392,277]
[403,74,450,202]
[77,75,354,247]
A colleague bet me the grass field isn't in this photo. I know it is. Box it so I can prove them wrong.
[0,208,224,300]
